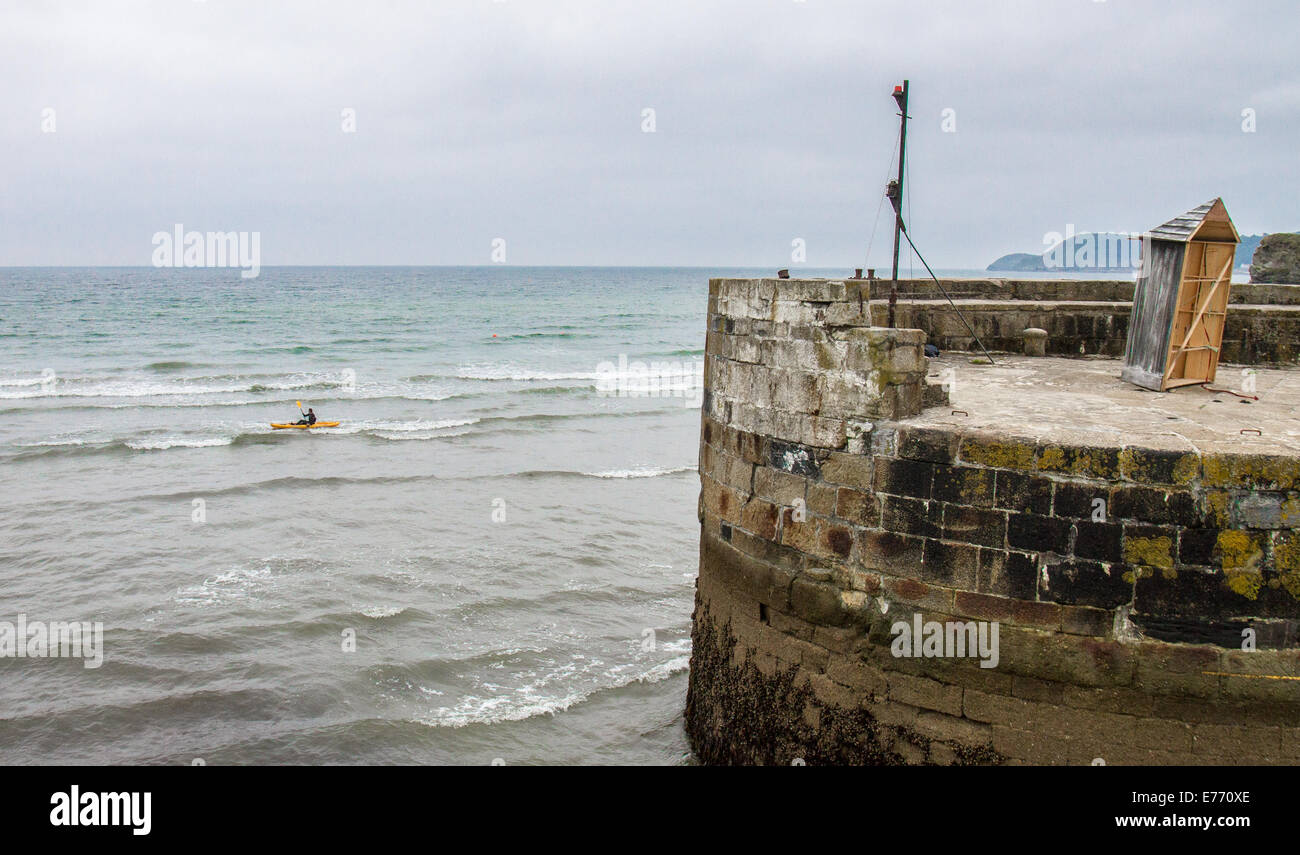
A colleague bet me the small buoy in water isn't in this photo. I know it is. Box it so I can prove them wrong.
[492,334,497,338]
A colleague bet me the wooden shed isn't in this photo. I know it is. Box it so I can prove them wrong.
[1120,198,1240,391]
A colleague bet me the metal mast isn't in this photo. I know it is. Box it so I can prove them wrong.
[887,80,909,327]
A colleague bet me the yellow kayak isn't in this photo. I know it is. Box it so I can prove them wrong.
[270,422,340,430]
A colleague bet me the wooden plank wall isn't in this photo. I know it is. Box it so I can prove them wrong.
[1121,238,1185,390]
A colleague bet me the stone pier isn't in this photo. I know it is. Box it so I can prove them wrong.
[686,277,1300,765]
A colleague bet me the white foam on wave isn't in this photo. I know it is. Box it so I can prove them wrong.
[411,652,691,728]
[371,426,476,441]
[137,434,234,451]
[0,372,358,401]
[126,436,234,450]
[15,437,97,448]
[332,417,479,436]
[359,605,407,619]
[455,365,599,382]
[584,465,696,479]
[0,376,48,388]
[174,565,274,606]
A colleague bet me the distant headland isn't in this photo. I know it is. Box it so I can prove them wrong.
[988,232,1265,273]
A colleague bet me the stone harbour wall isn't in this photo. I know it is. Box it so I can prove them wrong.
[686,277,1300,766]
[859,278,1300,363]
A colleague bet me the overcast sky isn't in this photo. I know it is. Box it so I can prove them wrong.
[2,0,1296,269]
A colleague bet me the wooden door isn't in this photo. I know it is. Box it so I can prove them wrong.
[1162,241,1234,388]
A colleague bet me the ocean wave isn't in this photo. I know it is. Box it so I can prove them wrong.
[493,331,597,341]
[0,374,356,400]
[0,375,50,388]
[453,366,600,382]
[585,466,697,479]
[370,427,476,441]
[143,360,201,372]
[0,391,470,415]
[3,410,684,463]
[126,437,235,450]
[513,465,696,480]
[358,606,407,619]
[173,565,276,606]
[516,384,594,396]
[410,654,690,728]
[323,417,479,436]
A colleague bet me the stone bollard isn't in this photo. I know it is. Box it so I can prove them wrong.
[1022,328,1048,357]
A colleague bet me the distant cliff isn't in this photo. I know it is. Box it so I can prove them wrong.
[985,252,1046,272]
[988,232,1265,273]
[1250,233,1300,283]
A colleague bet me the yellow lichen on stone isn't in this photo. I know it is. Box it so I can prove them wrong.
[1122,566,1156,583]
[1204,492,1231,527]
[1226,570,1263,600]
[1124,536,1173,571]
[1037,446,1066,471]
[1200,456,1233,488]
[1119,449,1199,485]
[1203,455,1300,490]
[1282,497,1300,527]
[1278,571,1300,600]
[1171,455,1201,485]
[1215,530,1263,572]
[960,470,992,502]
[1275,538,1300,573]
[1069,453,1097,477]
[961,438,1036,470]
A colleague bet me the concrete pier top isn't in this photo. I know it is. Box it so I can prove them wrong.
[920,355,1300,458]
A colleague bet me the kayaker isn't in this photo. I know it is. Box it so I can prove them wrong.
[294,408,317,426]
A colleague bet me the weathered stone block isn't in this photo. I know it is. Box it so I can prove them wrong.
[880,495,941,539]
[739,497,779,541]
[1036,443,1122,480]
[768,440,821,478]
[1236,493,1286,529]
[1007,512,1072,554]
[922,539,980,589]
[1201,454,1300,490]
[1111,485,1200,527]
[1122,525,1175,572]
[1059,605,1112,637]
[887,672,963,717]
[898,426,958,464]
[859,530,925,578]
[880,575,954,612]
[804,482,838,517]
[994,470,1052,515]
[959,434,1037,470]
[1053,481,1111,520]
[1178,527,1220,567]
[820,451,874,489]
[872,456,934,499]
[835,487,880,526]
[1042,560,1132,609]
[1119,447,1200,486]
[976,548,1038,600]
[791,576,851,627]
[941,505,1007,549]
[752,464,806,506]
[1074,521,1123,564]
[932,464,996,508]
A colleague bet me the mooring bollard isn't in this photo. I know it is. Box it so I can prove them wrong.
[1023,328,1048,357]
